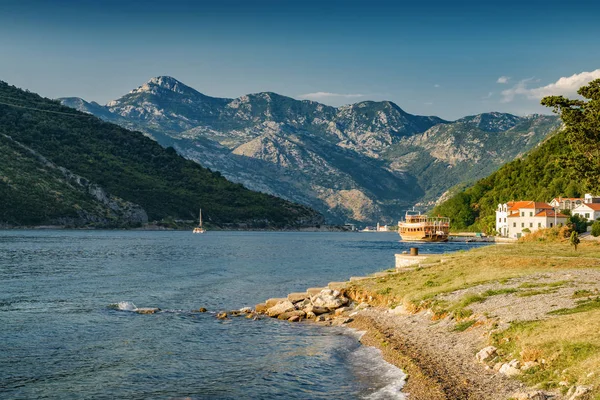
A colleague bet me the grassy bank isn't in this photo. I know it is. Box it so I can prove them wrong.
[347,241,600,398]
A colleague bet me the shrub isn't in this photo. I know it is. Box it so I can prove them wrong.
[591,221,600,237]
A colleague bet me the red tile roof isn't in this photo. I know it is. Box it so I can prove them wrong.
[577,203,600,211]
[535,210,568,218]
[507,201,553,211]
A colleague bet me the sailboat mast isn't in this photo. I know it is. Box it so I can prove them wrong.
[199,208,202,227]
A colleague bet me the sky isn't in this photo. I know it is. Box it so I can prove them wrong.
[1,0,599,120]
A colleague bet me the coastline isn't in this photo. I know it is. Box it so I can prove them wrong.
[0,224,354,232]
[251,240,600,400]
[346,310,522,400]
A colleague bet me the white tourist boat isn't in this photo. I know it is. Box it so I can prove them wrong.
[398,210,450,242]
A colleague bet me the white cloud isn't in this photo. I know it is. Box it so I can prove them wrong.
[434,84,441,88]
[497,76,510,84]
[501,69,600,103]
[500,78,534,103]
[527,69,600,98]
[298,92,365,101]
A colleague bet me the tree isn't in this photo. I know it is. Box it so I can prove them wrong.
[591,221,600,237]
[541,79,600,192]
[569,214,588,234]
[570,231,580,251]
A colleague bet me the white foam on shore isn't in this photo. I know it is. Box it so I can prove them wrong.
[341,327,407,400]
[109,301,137,311]
[352,345,407,400]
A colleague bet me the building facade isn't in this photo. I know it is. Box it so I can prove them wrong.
[496,201,568,238]
[572,203,600,221]
[550,194,600,210]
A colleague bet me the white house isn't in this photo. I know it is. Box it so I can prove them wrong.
[572,203,600,221]
[549,197,584,210]
[496,201,568,238]
[550,194,600,210]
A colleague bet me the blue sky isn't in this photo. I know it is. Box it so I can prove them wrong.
[1,0,599,120]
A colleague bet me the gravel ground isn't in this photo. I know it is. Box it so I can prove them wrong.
[344,269,600,400]
[348,310,524,400]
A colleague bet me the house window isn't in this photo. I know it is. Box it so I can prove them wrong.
[530,212,533,217]
[521,212,524,217]
[504,218,506,222]
[538,223,541,228]
[530,223,533,228]
[585,213,590,219]
[550,223,553,228]
[498,218,501,223]
[513,222,516,228]
[521,223,524,228]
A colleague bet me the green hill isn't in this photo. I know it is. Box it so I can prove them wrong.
[0,81,322,228]
[433,79,600,232]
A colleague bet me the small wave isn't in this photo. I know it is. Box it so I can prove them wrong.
[349,345,407,400]
[108,301,137,311]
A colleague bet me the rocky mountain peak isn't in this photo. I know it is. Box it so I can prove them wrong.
[126,76,198,97]
[458,112,522,132]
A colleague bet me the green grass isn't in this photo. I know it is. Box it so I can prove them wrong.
[518,288,559,297]
[483,288,519,296]
[572,289,596,298]
[519,280,570,289]
[453,320,476,332]
[458,294,486,307]
[350,241,600,397]
[549,297,600,315]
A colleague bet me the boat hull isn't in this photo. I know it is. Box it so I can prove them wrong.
[398,233,448,242]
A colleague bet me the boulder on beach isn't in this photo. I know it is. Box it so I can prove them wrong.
[288,315,301,322]
[267,300,296,317]
[216,312,228,320]
[287,292,308,303]
[311,289,349,310]
[334,306,352,316]
[265,298,287,308]
[135,307,160,314]
[277,310,306,320]
[255,303,267,313]
[239,307,252,313]
[475,346,497,363]
[303,304,330,315]
[499,359,522,376]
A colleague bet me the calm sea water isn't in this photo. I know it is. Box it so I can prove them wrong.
[0,231,487,399]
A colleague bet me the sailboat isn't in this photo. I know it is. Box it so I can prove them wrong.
[193,208,206,234]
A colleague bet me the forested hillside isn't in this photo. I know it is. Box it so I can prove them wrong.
[0,81,322,228]
[433,79,600,232]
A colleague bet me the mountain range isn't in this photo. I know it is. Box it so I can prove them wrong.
[0,80,321,228]
[61,76,562,224]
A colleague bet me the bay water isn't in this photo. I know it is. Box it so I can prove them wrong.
[0,231,486,399]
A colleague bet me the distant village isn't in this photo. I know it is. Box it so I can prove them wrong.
[361,222,391,232]
[496,194,600,239]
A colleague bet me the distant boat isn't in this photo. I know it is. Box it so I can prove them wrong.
[398,210,449,242]
[193,208,206,234]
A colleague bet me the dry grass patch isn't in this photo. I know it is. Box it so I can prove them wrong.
[492,310,600,392]
[355,241,600,311]
[349,240,600,397]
